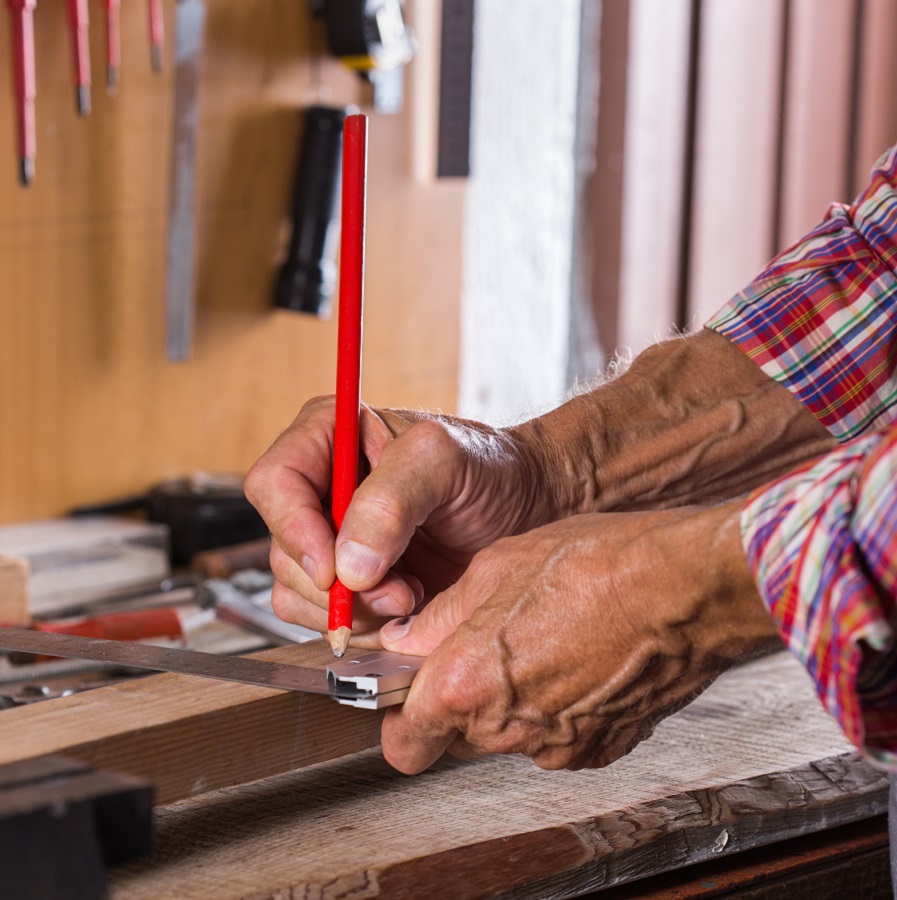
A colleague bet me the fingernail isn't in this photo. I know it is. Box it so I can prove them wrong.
[300,555,318,587]
[336,541,382,585]
[371,596,408,617]
[381,615,413,642]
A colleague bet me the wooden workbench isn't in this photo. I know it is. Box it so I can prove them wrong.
[107,652,889,898]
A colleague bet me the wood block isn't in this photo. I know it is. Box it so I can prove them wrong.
[0,640,383,805]
[0,554,28,623]
[0,755,152,900]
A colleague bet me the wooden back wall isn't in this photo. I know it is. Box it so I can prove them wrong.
[0,0,463,522]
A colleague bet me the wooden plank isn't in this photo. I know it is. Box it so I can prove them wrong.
[687,0,786,326]
[100,653,888,899]
[0,555,28,623]
[778,0,859,250]
[596,816,891,898]
[0,641,382,805]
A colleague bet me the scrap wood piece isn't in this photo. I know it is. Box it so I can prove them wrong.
[0,754,152,900]
[0,640,382,805]
[106,653,889,899]
[0,554,28,623]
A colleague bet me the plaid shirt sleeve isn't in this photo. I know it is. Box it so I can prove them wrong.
[705,145,897,767]
[707,145,897,442]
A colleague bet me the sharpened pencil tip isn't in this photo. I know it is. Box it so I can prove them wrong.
[151,43,163,73]
[328,626,351,658]
[107,65,119,94]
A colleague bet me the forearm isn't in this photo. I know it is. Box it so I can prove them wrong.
[509,329,837,521]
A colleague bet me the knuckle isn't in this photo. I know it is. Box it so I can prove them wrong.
[243,460,270,508]
[353,489,412,536]
[402,418,462,462]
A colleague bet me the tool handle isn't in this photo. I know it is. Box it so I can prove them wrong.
[274,106,348,316]
[34,608,185,642]
[7,0,37,183]
[68,0,92,114]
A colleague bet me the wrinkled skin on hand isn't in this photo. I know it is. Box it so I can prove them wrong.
[378,501,781,774]
[244,395,546,648]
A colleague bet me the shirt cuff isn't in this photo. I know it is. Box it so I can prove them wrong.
[707,145,897,442]
[741,427,897,769]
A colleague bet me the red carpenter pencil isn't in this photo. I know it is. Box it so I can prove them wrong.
[328,113,367,658]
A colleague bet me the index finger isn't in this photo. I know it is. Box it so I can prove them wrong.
[245,397,338,591]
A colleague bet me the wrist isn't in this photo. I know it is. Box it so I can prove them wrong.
[509,330,836,517]
[652,500,781,665]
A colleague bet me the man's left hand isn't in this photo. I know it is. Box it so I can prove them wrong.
[379,501,780,774]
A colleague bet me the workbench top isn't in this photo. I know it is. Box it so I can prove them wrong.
[108,651,889,899]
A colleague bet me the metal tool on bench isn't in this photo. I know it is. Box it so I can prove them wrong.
[0,627,423,708]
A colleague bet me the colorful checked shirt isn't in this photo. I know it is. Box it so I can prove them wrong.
[707,145,897,768]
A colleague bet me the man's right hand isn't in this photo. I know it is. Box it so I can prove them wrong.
[244,395,543,648]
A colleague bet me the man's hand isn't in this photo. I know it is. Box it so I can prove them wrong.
[378,500,781,773]
[244,396,548,647]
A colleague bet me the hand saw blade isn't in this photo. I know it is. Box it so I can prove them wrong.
[0,628,422,707]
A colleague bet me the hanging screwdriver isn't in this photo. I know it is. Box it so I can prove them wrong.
[67,0,91,115]
[148,0,164,71]
[105,0,121,93]
[6,0,37,186]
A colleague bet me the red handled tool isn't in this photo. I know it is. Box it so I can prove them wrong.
[148,0,164,71]
[104,0,121,92]
[67,0,91,115]
[327,113,367,658]
[6,0,37,186]
[1,607,198,662]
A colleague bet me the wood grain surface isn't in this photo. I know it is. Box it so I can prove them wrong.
[102,652,888,899]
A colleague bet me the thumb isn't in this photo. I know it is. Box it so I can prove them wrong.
[379,583,478,656]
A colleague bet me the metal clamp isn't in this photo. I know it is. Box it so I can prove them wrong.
[327,651,423,709]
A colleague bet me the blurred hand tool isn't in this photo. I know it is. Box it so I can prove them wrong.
[148,0,164,71]
[104,0,121,93]
[6,0,37,186]
[67,0,92,115]
[274,106,348,316]
[319,0,414,114]
[2,604,213,662]
[165,0,207,361]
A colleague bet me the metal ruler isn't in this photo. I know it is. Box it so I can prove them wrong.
[0,628,421,709]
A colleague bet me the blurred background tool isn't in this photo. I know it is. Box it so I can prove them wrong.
[165,0,207,361]
[7,605,210,645]
[148,0,164,71]
[68,473,268,568]
[67,0,92,115]
[6,0,37,186]
[104,0,121,93]
[274,105,347,316]
[318,0,414,114]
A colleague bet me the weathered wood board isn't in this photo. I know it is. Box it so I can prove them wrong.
[107,652,889,899]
